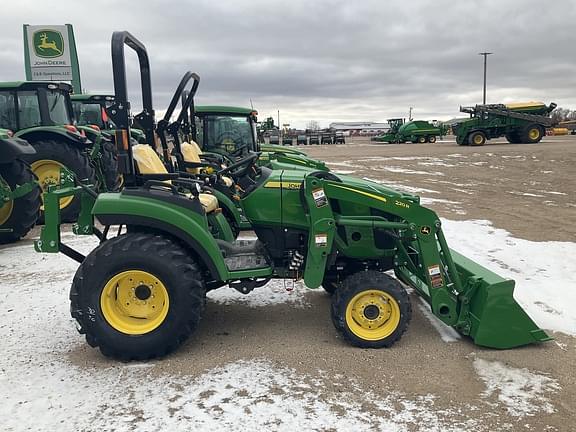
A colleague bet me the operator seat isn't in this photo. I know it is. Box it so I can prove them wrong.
[181,140,234,187]
[131,144,218,213]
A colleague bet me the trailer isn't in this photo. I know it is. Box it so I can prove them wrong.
[454,102,557,146]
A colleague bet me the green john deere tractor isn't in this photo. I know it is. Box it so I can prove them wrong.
[0,128,41,243]
[36,31,550,361]
[0,81,96,221]
[71,94,147,144]
[185,101,328,171]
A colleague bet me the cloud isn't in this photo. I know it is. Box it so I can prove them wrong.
[2,0,575,127]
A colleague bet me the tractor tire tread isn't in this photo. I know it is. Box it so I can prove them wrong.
[25,139,95,222]
[331,271,412,348]
[0,159,41,244]
[70,232,205,361]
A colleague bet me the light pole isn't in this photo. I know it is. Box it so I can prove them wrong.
[478,52,492,105]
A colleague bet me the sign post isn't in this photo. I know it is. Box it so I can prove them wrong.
[23,24,82,93]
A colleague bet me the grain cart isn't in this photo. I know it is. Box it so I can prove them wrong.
[0,129,41,243]
[35,31,550,361]
[335,131,346,144]
[0,82,95,221]
[455,102,557,146]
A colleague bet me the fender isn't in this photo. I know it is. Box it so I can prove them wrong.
[0,136,36,163]
[16,126,89,148]
[93,192,230,281]
[210,188,245,229]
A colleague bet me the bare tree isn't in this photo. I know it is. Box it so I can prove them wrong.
[551,107,576,123]
[306,120,320,131]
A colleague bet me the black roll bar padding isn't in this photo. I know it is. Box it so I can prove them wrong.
[110,31,155,179]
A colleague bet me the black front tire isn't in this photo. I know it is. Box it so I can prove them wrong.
[0,160,41,244]
[331,271,411,348]
[24,140,96,222]
[70,232,206,360]
[468,131,486,146]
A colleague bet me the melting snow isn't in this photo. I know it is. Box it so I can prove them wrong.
[442,219,576,336]
[473,358,560,417]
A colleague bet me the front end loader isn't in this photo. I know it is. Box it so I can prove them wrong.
[35,31,550,360]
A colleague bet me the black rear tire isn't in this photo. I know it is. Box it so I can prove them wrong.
[417,136,427,144]
[331,271,411,348]
[428,135,437,143]
[99,139,121,191]
[70,232,206,361]
[24,140,96,222]
[0,160,41,244]
[521,124,544,144]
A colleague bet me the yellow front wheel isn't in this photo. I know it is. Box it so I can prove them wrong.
[332,271,411,348]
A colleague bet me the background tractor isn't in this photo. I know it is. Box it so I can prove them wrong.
[374,118,447,144]
[71,94,147,144]
[0,81,95,221]
[36,31,550,362]
[454,102,557,146]
[0,128,41,243]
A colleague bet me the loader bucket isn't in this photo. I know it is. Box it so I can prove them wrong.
[450,249,551,349]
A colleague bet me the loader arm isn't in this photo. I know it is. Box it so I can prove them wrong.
[301,175,549,349]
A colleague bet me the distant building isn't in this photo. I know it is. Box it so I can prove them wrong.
[329,121,389,136]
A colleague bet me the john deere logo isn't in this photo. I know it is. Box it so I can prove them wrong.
[33,30,64,58]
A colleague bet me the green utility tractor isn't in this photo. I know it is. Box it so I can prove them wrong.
[0,81,96,221]
[454,102,557,146]
[35,31,550,361]
[0,129,41,243]
[187,104,328,171]
[71,94,147,144]
[373,118,447,144]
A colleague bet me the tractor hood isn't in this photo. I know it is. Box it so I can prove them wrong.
[260,144,306,156]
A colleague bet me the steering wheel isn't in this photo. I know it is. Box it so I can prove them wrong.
[216,131,240,145]
[218,152,260,179]
[228,144,250,158]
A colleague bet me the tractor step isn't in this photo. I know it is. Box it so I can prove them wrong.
[217,239,270,271]
[225,253,269,271]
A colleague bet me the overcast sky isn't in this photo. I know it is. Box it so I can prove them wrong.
[2,0,575,128]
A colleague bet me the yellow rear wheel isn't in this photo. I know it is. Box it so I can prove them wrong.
[100,270,170,335]
[528,127,541,141]
[30,159,74,210]
[0,176,14,225]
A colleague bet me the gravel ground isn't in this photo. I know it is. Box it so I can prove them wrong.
[0,134,575,431]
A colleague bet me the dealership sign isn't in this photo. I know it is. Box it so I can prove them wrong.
[23,24,82,93]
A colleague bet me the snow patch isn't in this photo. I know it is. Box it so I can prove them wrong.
[473,358,560,417]
[417,299,461,343]
[442,219,576,336]
[207,280,310,308]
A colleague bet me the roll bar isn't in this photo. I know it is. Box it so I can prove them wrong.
[107,31,155,179]
[156,71,200,169]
